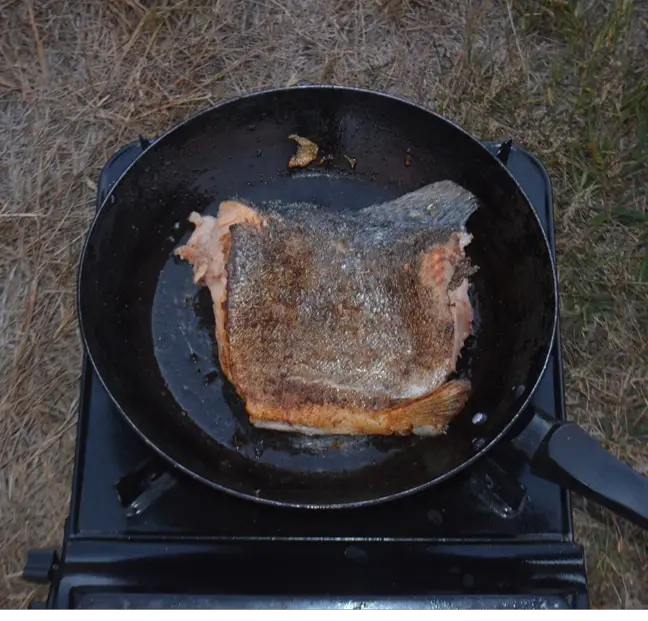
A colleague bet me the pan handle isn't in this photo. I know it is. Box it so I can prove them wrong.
[512,408,648,529]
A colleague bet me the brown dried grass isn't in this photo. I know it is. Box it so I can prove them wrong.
[1,0,646,609]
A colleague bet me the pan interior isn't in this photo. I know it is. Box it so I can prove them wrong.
[152,171,472,478]
[79,87,555,507]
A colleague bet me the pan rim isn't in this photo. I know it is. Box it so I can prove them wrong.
[76,84,559,509]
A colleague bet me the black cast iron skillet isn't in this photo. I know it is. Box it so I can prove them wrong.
[78,86,648,526]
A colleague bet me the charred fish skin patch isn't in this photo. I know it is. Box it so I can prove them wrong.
[175,180,479,436]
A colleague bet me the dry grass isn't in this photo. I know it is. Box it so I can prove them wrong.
[0,0,646,609]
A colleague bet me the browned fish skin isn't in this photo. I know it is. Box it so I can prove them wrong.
[176,180,478,436]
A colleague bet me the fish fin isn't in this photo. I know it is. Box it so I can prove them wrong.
[360,180,479,230]
[386,379,471,434]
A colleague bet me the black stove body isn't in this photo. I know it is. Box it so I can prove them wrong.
[24,139,589,609]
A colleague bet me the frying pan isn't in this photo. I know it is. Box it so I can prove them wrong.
[77,86,648,526]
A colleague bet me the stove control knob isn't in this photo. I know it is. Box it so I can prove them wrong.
[23,548,59,584]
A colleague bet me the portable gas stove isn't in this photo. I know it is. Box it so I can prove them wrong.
[23,138,589,609]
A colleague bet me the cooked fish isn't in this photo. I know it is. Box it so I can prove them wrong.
[175,180,479,436]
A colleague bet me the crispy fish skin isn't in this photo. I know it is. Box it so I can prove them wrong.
[175,181,478,436]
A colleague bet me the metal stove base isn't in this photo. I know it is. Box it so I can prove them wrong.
[33,539,588,609]
[73,595,573,610]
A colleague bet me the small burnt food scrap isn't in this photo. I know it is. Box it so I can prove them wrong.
[288,134,319,168]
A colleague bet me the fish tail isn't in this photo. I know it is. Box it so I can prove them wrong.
[385,379,471,436]
[361,180,479,230]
